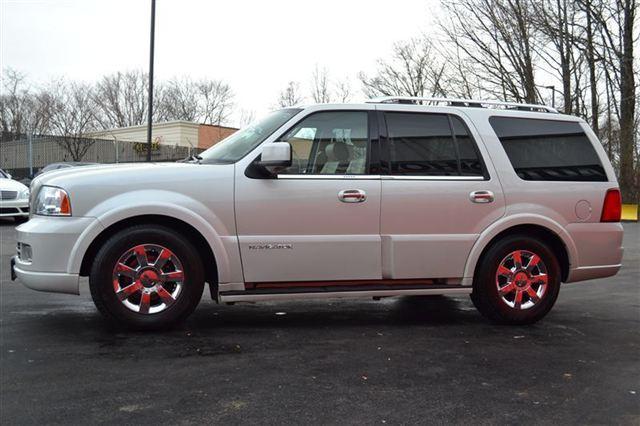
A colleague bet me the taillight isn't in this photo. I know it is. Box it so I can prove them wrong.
[600,189,622,222]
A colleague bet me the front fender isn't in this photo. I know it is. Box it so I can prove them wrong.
[461,213,578,284]
[67,190,238,285]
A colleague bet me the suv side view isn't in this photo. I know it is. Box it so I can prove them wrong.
[11,97,624,329]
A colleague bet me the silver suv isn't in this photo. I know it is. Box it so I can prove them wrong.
[11,97,624,329]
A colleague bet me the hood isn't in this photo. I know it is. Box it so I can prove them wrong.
[34,162,198,188]
[30,161,235,217]
[0,177,29,192]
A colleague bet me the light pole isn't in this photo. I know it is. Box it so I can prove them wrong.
[544,85,556,109]
[146,0,156,162]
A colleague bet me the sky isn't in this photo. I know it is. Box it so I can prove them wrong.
[1,0,438,125]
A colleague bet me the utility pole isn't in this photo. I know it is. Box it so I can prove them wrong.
[146,0,156,162]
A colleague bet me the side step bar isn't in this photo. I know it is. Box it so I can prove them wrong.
[219,286,471,303]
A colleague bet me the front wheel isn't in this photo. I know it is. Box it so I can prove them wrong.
[471,235,561,325]
[89,225,205,330]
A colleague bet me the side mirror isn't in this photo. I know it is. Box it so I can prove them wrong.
[258,142,292,168]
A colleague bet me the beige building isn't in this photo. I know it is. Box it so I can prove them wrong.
[86,121,238,150]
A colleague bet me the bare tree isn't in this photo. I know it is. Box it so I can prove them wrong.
[334,78,353,103]
[1,69,34,135]
[196,79,233,125]
[359,37,447,98]
[311,65,332,103]
[531,0,581,113]
[584,0,638,201]
[92,70,150,129]
[614,0,637,202]
[238,109,256,127]
[160,77,234,125]
[440,0,540,103]
[46,80,99,161]
[277,81,303,107]
[160,78,200,122]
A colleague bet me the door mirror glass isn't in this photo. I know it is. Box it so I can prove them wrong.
[258,142,292,169]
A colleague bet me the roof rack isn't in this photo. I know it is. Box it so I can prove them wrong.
[366,96,558,113]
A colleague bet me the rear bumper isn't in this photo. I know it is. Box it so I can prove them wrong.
[565,222,624,283]
[566,263,622,283]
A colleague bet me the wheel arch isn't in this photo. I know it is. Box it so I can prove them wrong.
[464,216,576,284]
[77,214,226,298]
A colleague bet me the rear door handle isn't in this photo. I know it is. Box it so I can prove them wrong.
[470,190,494,203]
[339,189,367,203]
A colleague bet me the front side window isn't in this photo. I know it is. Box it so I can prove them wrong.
[490,116,607,181]
[278,111,369,175]
[384,112,484,177]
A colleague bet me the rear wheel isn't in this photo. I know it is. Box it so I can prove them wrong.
[471,235,560,325]
[89,225,205,330]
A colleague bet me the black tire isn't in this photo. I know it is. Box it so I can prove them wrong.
[470,234,560,325]
[89,225,205,330]
[14,216,28,224]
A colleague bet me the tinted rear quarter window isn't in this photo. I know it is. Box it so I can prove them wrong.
[490,117,607,181]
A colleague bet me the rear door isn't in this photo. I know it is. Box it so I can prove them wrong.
[378,106,505,281]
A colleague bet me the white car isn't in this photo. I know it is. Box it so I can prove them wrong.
[0,169,29,222]
[11,98,624,329]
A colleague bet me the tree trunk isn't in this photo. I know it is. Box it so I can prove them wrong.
[618,0,636,202]
[585,0,599,136]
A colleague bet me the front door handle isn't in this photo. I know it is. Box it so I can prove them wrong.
[470,190,494,203]
[339,189,367,203]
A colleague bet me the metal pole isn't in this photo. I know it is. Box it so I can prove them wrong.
[146,0,156,162]
[27,132,33,177]
[545,85,556,109]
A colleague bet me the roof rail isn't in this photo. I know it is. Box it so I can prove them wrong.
[366,96,559,113]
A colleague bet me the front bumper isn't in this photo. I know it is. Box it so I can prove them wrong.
[13,216,101,295]
[11,256,80,294]
[0,199,29,217]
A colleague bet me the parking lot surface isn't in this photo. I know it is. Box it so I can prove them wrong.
[1,219,638,425]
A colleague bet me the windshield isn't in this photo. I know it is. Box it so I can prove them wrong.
[200,108,302,164]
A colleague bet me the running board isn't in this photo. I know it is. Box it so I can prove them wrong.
[219,286,471,303]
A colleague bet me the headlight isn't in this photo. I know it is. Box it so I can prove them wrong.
[18,189,29,200]
[34,186,71,216]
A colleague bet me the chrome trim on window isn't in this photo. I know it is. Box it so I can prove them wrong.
[381,175,485,181]
[277,174,382,180]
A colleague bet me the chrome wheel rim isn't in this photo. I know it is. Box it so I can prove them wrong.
[495,250,548,310]
[112,244,184,314]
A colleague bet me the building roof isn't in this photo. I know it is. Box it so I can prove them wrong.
[84,120,238,135]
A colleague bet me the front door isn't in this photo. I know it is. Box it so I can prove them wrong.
[378,107,506,280]
[235,108,382,284]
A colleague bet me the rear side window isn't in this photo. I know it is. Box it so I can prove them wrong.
[490,117,606,181]
[384,112,484,177]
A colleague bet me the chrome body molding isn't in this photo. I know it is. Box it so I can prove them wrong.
[276,174,485,181]
[219,287,472,303]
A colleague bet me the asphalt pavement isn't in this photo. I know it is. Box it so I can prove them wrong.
[1,219,638,425]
